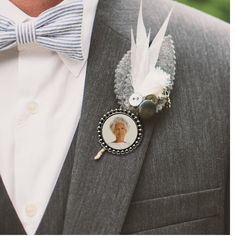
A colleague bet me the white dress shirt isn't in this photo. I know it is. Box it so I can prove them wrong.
[0,0,98,234]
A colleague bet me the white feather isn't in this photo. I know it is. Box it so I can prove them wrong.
[131,28,136,82]
[149,9,173,70]
[131,0,150,89]
[130,2,173,98]
[135,67,171,97]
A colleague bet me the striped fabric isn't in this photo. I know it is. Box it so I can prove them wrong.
[0,0,84,60]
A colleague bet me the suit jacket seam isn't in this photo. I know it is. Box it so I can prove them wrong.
[129,214,220,234]
[99,19,130,42]
[130,187,222,205]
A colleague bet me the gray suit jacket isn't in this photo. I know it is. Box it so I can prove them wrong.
[0,0,229,234]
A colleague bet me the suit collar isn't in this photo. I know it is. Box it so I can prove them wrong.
[63,1,155,233]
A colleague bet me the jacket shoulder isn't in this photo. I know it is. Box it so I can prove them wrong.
[97,0,229,44]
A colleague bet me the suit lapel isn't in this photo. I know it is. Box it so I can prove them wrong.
[63,3,155,234]
[0,177,26,234]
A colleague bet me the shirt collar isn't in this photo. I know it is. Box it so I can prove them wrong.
[0,0,99,77]
[0,0,31,22]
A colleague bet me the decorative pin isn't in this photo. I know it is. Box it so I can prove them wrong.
[94,148,106,160]
[95,1,176,160]
[95,108,142,159]
[114,2,176,116]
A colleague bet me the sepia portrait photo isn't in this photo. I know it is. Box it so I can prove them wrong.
[102,114,138,150]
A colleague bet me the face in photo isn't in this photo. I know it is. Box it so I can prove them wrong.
[102,114,138,150]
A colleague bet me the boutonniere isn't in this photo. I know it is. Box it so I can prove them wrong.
[95,1,176,160]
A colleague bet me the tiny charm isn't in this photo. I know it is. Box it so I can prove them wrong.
[96,108,143,156]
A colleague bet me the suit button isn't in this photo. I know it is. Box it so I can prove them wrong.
[139,100,156,119]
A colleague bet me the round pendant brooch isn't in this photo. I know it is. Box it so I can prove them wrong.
[97,108,143,155]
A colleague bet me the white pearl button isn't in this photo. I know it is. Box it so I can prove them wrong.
[129,93,143,107]
[27,101,38,114]
[25,204,37,217]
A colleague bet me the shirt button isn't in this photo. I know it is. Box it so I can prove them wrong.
[25,204,37,217]
[27,101,38,114]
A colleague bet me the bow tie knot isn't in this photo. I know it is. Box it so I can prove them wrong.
[16,21,36,45]
[0,0,84,60]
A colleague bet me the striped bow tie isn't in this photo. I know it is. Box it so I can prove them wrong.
[0,0,83,60]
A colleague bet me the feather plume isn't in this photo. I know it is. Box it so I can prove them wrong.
[130,1,173,97]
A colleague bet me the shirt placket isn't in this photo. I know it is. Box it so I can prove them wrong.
[14,45,40,230]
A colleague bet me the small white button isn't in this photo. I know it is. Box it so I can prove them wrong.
[25,204,37,217]
[129,93,143,107]
[27,101,38,114]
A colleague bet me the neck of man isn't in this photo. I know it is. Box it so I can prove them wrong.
[10,0,64,17]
